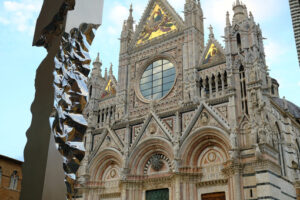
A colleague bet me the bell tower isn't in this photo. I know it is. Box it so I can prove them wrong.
[225,0,269,120]
[183,0,204,103]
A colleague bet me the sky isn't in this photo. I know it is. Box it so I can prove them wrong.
[0,0,299,161]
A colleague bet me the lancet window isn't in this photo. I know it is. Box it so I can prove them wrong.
[98,106,116,126]
[199,71,228,98]
[275,123,286,176]
[239,65,248,115]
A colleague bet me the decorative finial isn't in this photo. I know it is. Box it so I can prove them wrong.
[109,63,113,76]
[226,11,231,26]
[128,3,133,19]
[236,0,240,5]
[93,52,102,68]
[96,52,100,62]
[130,4,133,13]
[127,3,134,29]
[249,11,254,22]
[208,25,214,39]
[104,68,108,80]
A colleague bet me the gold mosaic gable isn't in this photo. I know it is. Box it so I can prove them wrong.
[101,79,116,99]
[200,40,226,66]
[203,43,218,64]
[136,3,177,45]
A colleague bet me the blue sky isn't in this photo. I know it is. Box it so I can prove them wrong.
[0,0,299,161]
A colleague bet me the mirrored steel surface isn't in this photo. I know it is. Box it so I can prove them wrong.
[52,23,98,199]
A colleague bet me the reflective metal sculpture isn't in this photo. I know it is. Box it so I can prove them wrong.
[51,23,98,199]
[21,0,103,199]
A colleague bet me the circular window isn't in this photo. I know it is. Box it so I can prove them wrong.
[140,59,176,100]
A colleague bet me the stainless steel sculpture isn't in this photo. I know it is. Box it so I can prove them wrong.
[21,0,103,199]
[52,24,98,198]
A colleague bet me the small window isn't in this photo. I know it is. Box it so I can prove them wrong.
[250,189,253,197]
[9,171,18,190]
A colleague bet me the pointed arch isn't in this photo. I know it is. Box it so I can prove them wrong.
[239,65,248,115]
[236,33,242,50]
[224,71,228,88]
[275,122,286,176]
[211,74,216,93]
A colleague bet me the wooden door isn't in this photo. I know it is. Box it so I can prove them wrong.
[201,192,226,200]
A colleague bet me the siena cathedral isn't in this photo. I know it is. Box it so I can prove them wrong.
[76,0,300,199]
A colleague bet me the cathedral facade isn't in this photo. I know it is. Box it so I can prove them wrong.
[77,0,300,199]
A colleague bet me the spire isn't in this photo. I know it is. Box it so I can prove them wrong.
[208,25,214,39]
[129,4,133,18]
[127,4,134,30]
[226,11,231,26]
[235,0,240,5]
[109,63,113,77]
[104,68,108,80]
[93,52,101,66]
[92,52,102,77]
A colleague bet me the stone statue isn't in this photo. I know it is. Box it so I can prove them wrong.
[258,127,266,144]
[230,127,238,149]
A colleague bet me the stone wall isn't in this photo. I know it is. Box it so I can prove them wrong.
[0,155,23,200]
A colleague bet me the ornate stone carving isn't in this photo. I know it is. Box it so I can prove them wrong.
[149,123,157,135]
[150,154,164,171]
[200,112,209,125]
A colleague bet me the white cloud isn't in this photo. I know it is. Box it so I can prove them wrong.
[109,4,129,28]
[0,0,42,34]
[298,81,300,87]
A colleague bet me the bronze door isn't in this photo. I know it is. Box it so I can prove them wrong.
[201,192,226,200]
[146,188,169,200]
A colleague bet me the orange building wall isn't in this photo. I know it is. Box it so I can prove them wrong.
[0,155,23,200]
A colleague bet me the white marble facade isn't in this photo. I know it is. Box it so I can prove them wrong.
[76,0,300,199]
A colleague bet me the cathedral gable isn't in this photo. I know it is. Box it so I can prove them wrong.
[181,102,230,144]
[101,78,117,99]
[132,0,184,47]
[89,128,124,161]
[199,38,226,68]
[140,118,169,142]
[130,111,173,153]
